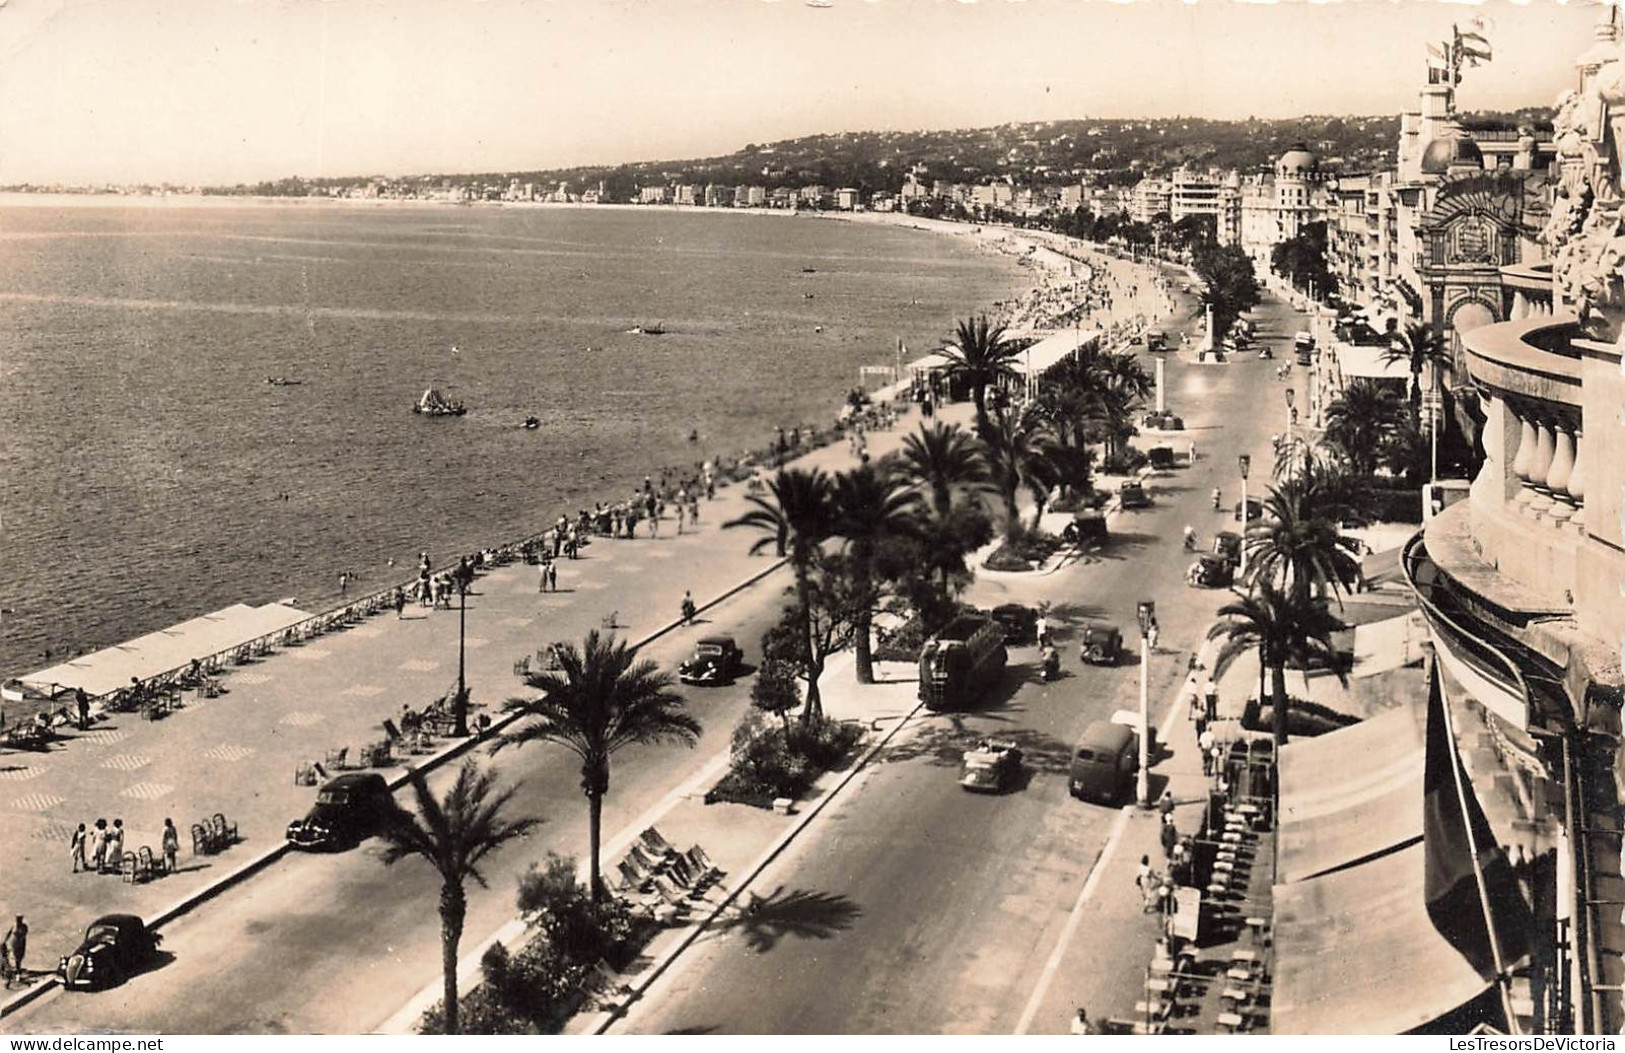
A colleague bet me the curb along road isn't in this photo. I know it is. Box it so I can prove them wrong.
[0,553,789,1024]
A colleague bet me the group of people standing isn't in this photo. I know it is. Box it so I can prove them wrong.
[67,817,180,876]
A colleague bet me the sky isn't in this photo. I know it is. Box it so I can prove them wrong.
[0,0,1608,186]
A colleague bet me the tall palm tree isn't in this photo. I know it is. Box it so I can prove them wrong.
[1206,582,1344,746]
[830,462,921,684]
[1322,380,1407,477]
[1380,320,1454,422]
[1245,473,1364,607]
[378,762,539,1035]
[499,630,699,904]
[939,314,1022,438]
[725,467,836,720]
[897,421,991,521]
[982,404,1058,536]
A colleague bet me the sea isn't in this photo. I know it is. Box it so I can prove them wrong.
[0,197,1030,682]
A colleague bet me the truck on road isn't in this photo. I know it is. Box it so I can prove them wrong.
[919,614,1008,711]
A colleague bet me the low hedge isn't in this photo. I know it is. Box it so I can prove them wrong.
[705,715,865,808]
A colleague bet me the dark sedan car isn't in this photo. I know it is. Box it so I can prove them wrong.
[287,772,396,851]
[990,603,1038,645]
[58,914,160,990]
[1235,497,1264,522]
[678,635,744,686]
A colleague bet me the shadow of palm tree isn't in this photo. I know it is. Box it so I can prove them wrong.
[715,886,862,953]
[877,719,1073,780]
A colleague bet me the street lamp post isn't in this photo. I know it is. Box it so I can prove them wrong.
[453,571,471,737]
[1135,600,1156,808]
[1284,387,1296,447]
[1238,454,1251,578]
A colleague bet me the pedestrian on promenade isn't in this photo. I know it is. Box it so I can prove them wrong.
[89,819,107,873]
[649,500,662,538]
[394,589,407,619]
[1136,854,1153,893]
[70,823,87,873]
[1160,814,1178,860]
[674,502,686,535]
[1204,677,1219,722]
[1210,744,1225,784]
[105,818,125,872]
[1071,1008,1096,1035]
[3,916,28,988]
[688,493,700,524]
[75,687,90,730]
[1158,790,1176,820]
[162,819,179,875]
[547,562,558,593]
[539,560,549,593]
[339,571,349,597]
[1198,728,1215,775]
[1146,617,1160,653]
[680,591,697,625]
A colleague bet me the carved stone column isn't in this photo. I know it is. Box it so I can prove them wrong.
[1524,418,1557,520]
[1567,429,1587,532]
[1511,412,1537,512]
[1546,426,1577,527]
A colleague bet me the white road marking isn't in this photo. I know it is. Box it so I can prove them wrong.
[1014,804,1133,1035]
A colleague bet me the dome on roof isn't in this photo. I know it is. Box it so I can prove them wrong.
[1276,145,1320,177]
[1421,135,1484,175]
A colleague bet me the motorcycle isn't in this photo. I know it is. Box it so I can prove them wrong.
[1040,646,1061,682]
[1183,528,1198,552]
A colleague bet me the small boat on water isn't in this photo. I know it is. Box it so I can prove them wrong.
[414,387,466,417]
[626,322,667,336]
[520,416,540,430]
[801,267,818,274]
[266,377,303,387]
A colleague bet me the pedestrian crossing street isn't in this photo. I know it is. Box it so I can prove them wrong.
[200,745,256,762]
[119,781,175,801]
[10,792,64,813]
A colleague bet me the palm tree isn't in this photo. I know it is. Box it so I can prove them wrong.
[897,421,991,521]
[725,467,836,720]
[1206,582,1344,746]
[982,404,1058,536]
[499,630,699,905]
[378,762,539,1035]
[939,315,1022,438]
[1244,473,1364,607]
[1322,380,1407,477]
[830,463,921,684]
[1380,321,1454,422]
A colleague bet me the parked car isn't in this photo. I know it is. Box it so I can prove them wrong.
[1235,497,1263,522]
[1079,622,1124,665]
[1118,480,1150,509]
[1070,722,1138,804]
[960,738,1024,793]
[58,914,160,990]
[1148,446,1177,470]
[287,773,396,851]
[1062,507,1108,546]
[1141,410,1185,431]
[1213,531,1243,567]
[1187,553,1235,589]
[990,603,1038,645]
[678,634,744,686]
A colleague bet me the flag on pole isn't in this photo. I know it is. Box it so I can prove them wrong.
[1423,662,1532,980]
[1456,26,1493,64]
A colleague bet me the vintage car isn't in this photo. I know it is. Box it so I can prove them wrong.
[960,738,1024,793]
[1079,622,1124,666]
[1213,531,1243,567]
[1145,329,1168,352]
[1187,553,1235,589]
[1062,507,1108,546]
[1141,410,1184,432]
[678,635,744,686]
[287,773,396,851]
[1234,497,1264,523]
[990,604,1038,645]
[1118,480,1150,509]
[1148,446,1177,470]
[58,914,160,990]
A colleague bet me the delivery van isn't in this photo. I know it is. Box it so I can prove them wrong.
[1069,720,1139,804]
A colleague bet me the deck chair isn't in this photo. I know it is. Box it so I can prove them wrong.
[686,845,724,882]
[627,843,666,876]
[512,655,531,677]
[120,851,139,883]
[650,877,691,912]
[663,853,697,890]
[325,747,350,771]
[212,812,238,845]
[191,823,210,856]
[641,827,679,856]
[134,847,155,883]
[616,859,649,892]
